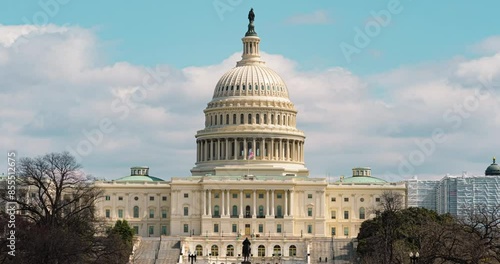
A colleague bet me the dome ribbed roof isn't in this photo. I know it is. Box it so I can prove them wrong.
[213,65,289,99]
[485,157,500,176]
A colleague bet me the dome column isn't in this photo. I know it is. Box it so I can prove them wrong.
[252,138,256,159]
[270,138,274,160]
[262,138,266,160]
[233,139,237,160]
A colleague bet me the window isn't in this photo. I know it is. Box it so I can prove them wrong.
[331,197,336,202]
[133,206,139,218]
[289,245,297,256]
[226,114,229,125]
[118,209,123,218]
[105,209,110,218]
[149,209,154,218]
[256,114,260,124]
[344,227,349,236]
[240,114,244,124]
[184,207,189,216]
[105,196,110,201]
[149,196,154,201]
[232,224,237,233]
[277,206,283,217]
[233,114,236,124]
[308,208,313,217]
[344,210,349,219]
[214,205,220,217]
[258,245,265,257]
[273,245,281,255]
[227,245,234,256]
[331,227,336,236]
[232,205,238,216]
[344,197,349,202]
[211,245,219,256]
[149,226,154,235]
[258,224,263,233]
[245,193,251,198]
[308,194,313,199]
[277,193,282,199]
[232,193,238,199]
[360,197,365,202]
[376,197,381,202]
[183,224,189,233]
[214,224,219,232]
[214,193,219,198]
[118,196,123,201]
[277,224,282,233]
[359,207,366,219]
[331,211,336,219]
[134,196,139,201]
[133,226,139,235]
[161,225,167,235]
[258,206,264,217]
[162,196,167,201]
[162,209,167,218]
[196,245,203,256]
[184,193,189,198]
[307,225,313,233]
[264,114,267,124]
[248,114,252,124]
[258,193,264,199]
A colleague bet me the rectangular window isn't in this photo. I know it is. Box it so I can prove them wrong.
[133,226,139,235]
[162,209,167,218]
[258,224,263,233]
[308,194,312,199]
[245,193,251,198]
[277,224,282,233]
[308,208,313,217]
[162,196,167,201]
[232,224,237,233]
[149,196,154,201]
[105,209,110,218]
[331,227,336,236]
[277,193,282,199]
[183,224,189,233]
[161,225,167,235]
[344,211,349,219]
[118,196,123,201]
[331,197,336,202]
[232,193,238,199]
[307,225,313,234]
[184,193,189,198]
[105,196,110,201]
[118,209,123,218]
[344,197,349,202]
[149,209,154,218]
[331,211,336,219]
[184,207,189,216]
[258,193,264,199]
[344,227,349,236]
[214,224,219,233]
[149,226,154,235]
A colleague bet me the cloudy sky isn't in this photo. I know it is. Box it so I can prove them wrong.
[1,1,499,181]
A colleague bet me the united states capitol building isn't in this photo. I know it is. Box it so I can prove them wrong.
[91,10,500,264]
[94,10,406,264]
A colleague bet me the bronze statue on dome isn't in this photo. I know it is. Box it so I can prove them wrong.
[248,8,255,23]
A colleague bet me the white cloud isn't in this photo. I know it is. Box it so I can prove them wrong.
[471,35,500,54]
[285,10,332,25]
[1,25,499,182]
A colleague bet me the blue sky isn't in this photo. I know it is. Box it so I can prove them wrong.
[1,1,499,180]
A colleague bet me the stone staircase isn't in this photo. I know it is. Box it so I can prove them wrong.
[309,238,356,264]
[131,236,180,264]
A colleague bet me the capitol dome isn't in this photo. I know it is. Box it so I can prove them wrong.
[191,12,308,177]
[485,157,500,176]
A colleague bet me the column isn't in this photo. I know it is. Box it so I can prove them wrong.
[239,190,243,217]
[262,138,266,160]
[270,138,274,160]
[316,192,320,217]
[210,139,214,160]
[289,190,294,216]
[233,139,237,160]
[271,190,275,216]
[221,190,225,216]
[125,193,130,218]
[243,138,247,159]
[196,141,199,162]
[204,140,208,162]
[252,138,256,159]
[266,190,270,217]
[285,190,288,216]
[292,140,295,161]
[286,139,290,161]
[225,138,229,160]
[217,139,221,160]
[226,190,230,216]
[203,189,207,216]
[279,139,282,161]
[252,190,256,217]
[208,190,212,217]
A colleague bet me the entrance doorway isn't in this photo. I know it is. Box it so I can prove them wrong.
[245,224,250,235]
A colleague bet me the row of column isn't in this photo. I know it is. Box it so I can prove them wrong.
[196,138,304,163]
[205,112,296,128]
[202,189,294,218]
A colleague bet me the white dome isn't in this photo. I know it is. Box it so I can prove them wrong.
[213,65,289,99]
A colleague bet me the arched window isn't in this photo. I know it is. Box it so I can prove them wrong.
[240,114,244,124]
[248,114,252,124]
[359,207,366,219]
[258,245,266,257]
[245,205,251,218]
[214,205,220,217]
[214,115,217,125]
[289,245,297,256]
[233,114,236,124]
[196,245,203,256]
[264,114,267,124]
[226,245,234,256]
[271,114,274,124]
[211,245,218,256]
[210,115,213,126]
[273,245,281,255]
[226,114,229,125]
[277,205,282,217]
[256,114,260,124]
[232,205,238,217]
[258,205,264,217]
[220,114,222,125]
[277,114,280,125]
[133,206,139,218]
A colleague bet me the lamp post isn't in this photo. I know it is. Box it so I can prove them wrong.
[188,252,196,264]
[409,252,419,264]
